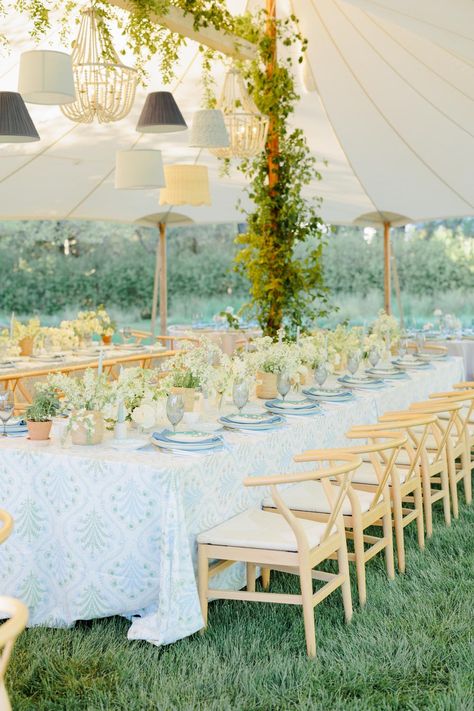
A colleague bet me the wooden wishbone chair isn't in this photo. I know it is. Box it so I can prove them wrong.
[0,511,13,546]
[197,451,362,658]
[347,417,435,573]
[427,389,474,509]
[0,597,28,711]
[277,433,405,607]
[408,399,466,520]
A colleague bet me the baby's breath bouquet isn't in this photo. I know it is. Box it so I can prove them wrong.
[370,310,401,345]
[165,336,223,391]
[13,317,41,342]
[48,370,114,440]
[327,325,362,362]
[106,367,166,427]
[37,325,79,352]
[71,311,102,341]
[249,337,303,376]
[0,330,20,358]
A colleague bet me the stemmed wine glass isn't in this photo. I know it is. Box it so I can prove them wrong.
[277,371,291,401]
[0,390,14,437]
[166,394,184,433]
[415,332,425,354]
[121,327,133,345]
[347,350,361,377]
[314,363,328,388]
[368,347,380,369]
[398,337,408,360]
[233,380,249,414]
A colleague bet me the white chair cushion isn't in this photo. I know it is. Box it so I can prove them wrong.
[197,508,328,552]
[351,461,407,486]
[262,481,374,515]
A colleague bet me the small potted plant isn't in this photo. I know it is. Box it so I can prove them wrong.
[25,386,60,441]
[96,306,116,345]
[170,370,200,412]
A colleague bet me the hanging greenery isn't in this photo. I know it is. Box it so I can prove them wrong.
[3,1,329,338]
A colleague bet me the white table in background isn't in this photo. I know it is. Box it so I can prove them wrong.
[0,357,464,646]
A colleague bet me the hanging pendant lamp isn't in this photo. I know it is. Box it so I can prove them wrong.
[0,92,40,143]
[210,67,268,159]
[189,109,229,148]
[115,150,166,190]
[18,50,76,105]
[159,165,211,206]
[61,7,138,124]
[136,91,187,134]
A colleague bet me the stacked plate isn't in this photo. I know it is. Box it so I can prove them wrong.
[338,374,385,390]
[366,366,409,380]
[303,386,354,403]
[219,411,284,431]
[30,353,65,363]
[2,419,27,437]
[151,429,223,453]
[417,352,446,362]
[0,360,16,370]
[264,398,320,416]
[392,356,430,370]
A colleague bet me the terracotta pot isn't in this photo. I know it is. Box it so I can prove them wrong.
[256,371,278,399]
[19,337,34,357]
[171,387,196,413]
[70,410,104,445]
[27,420,52,441]
[102,335,112,345]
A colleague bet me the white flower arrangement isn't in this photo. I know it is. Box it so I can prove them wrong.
[71,310,102,340]
[13,317,41,342]
[443,314,462,332]
[327,325,362,361]
[48,369,114,435]
[165,336,223,391]
[247,336,302,376]
[371,310,401,344]
[0,329,20,357]
[37,325,79,352]
[108,367,166,424]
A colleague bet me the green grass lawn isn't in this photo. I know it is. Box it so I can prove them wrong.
[7,495,474,711]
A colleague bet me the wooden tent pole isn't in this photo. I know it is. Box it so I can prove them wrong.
[150,225,161,339]
[159,222,167,336]
[383,221,391,314]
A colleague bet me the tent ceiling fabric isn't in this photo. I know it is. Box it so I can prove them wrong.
[0,0,473,226]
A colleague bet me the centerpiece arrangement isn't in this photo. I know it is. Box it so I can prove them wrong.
[25,385,60,441]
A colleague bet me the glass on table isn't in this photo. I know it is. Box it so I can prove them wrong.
[166,394,184,432]
[232,380,249,414]
[277,371,291,401]
[368,347,380,368]
[0,390,14,437]
[314,363,328,387]
[415,332,425,354]
[120,327,133,344]
[347,350,361,376]
[398,337,409,359]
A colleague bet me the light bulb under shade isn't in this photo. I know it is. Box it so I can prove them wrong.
[136,92,187,134]
[189,109,230,148]
[0,92,40,143]
[18,50,76,105]
[115,150,166,190]
[159,165,211,206]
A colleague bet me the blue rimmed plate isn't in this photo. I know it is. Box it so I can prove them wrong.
[219,413,285,431]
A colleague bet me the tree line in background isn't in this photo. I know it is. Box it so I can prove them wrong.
[0,219,472,318]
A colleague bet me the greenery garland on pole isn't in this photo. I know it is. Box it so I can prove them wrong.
[4,0,329,338]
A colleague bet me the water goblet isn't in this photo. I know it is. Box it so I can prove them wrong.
[121,327,132,344]
[277,371,291,401]
[415,332,425,354]
[398,337,408,359]
[0,390,14,437]
[314,363,328,387]
[166,394,184,433]
[233,380,249,414]
[347,350,360,376]
[368,347,380,368]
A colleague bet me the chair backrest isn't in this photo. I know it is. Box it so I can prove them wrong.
[0,511,13,546]
[454,381,474,391]
[428,389,474,445]
[244,451,362,553]
[408,399,463,463]
[0,596,28,709]
[340,431,406,508]
[407,341,448,355]
[353,414,437,483]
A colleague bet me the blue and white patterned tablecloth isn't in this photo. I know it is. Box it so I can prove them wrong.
[0,357,464,645]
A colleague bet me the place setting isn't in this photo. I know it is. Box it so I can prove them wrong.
[219,377,286,432]
[302,363,355,404]
[264,372,321,417]
[337,351,386,391]
[152,393,225,455]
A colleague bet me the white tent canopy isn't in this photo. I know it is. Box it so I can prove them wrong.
[0,0,473,226]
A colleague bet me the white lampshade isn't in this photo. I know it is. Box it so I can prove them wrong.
[115,150,166,190]
[189,109,229,148]
[159,165,211,206]
[18,50,75,105]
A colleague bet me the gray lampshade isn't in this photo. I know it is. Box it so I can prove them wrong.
[0,92,40,142]
[136,91,187,134]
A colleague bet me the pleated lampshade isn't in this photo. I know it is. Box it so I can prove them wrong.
[189,109,229,148]
[115,150,166,190]
[0,92,40,142]
[159,165,211,206]
[18,50,76,105]
[136,92,187,133]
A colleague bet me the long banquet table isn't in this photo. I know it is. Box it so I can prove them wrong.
[0,357,464,646]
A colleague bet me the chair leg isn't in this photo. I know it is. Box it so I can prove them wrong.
[246,563,256,592]
[414,479,425,550]
[197,545,209,631]
[439,465,452,527]
[421,467,433,538]
[382,505,395,581]
[462,443,472,504]
[352,524,367,607]
[337,535,353,623]
[447,449,459,519]
[261,567,271,591]
[299,568,316,658]
[390,482,405,573]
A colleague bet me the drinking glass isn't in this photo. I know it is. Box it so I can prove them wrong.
[277,371,291,401]
[0,390,14,437]
[121,327,132,344]
[415,332,425,354]
[314,363,328,387]
[347,351,360,376]
[233,380,249,414]
[398,337,408,359]
[166,394,184,432]
[368,347,380,368]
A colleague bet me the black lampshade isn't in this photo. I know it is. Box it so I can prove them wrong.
[0,91,40,142]
[136,91,187,134]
